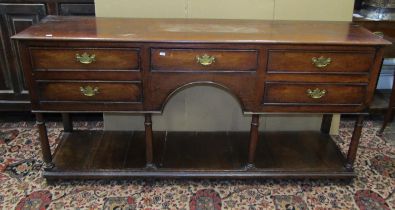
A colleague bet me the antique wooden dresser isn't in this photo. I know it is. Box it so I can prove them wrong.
[12,16,390,180]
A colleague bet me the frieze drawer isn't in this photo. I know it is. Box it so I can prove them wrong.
[267,51,374,73]
[37,81,142,102]
[263,83,366,105]
[30,48,140,70]
[151,49,258,72]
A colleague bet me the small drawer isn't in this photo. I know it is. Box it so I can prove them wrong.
[151,49,258,71]
[38,81,142,102]
[30,48,140,70]
[267,51,374,73]
[33,70,141,81]
[263,83,366,105]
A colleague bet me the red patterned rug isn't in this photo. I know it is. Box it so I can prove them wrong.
[0,120,394,209]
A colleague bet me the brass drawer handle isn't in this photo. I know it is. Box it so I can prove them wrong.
[312,56,331,68]
[196,54,215,66]
[80,86,99,96]
[373,31,384,38]
[76,52,96,64]
[306,88,327,99]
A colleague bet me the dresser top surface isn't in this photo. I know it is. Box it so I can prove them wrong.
[12,16,391,45]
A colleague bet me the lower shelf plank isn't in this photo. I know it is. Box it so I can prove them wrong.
[44,170,355,180]
[47,130,354,180]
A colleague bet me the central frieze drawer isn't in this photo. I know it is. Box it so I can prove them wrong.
[30,48,140,70]
[263,83,366,105]
[151,49,258,71]
[267,51,374,73]
[38,81,142,102]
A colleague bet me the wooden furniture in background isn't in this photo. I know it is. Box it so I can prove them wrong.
[13,16,390,180]
[0,0,94,111]
[379,83,395,133]
[353,17,395,134]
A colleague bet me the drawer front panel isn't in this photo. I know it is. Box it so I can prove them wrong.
[38,82,142,102]
[30,48,140,70]
[263,83,366,105]
[267,51,374,73]
[33,71,141,81]
[151,49,258,71]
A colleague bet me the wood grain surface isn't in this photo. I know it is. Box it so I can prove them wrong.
[12,16,391,45]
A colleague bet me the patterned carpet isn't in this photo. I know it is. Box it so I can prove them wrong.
[0,120,394,209]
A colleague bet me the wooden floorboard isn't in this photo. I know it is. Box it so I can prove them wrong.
[91,131,135,169]
[255,132,347,171]
[160,132,248,169]
[53,131,103,170]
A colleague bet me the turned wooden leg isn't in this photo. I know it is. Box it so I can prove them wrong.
[378,74,395,135]
[36,113,54,169]
[144,114,155,169]
[346,115,364,170]
[321,114,333,134]
[246,114,259,169]
[61,113,73,132]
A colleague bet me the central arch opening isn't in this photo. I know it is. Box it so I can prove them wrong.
[155,84,250,169]
[157,84,250,131]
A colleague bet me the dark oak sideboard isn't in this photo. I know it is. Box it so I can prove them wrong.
[12,16,390,180]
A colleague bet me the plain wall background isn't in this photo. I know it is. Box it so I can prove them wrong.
[95,0,354,21]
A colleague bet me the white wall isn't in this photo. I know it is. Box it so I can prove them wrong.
[95,0,354,21]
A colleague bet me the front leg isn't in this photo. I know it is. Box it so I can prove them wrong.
[346,115,364,170]
[246,114,259,170]
[144,114,156,169]
[36,113,54,169]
